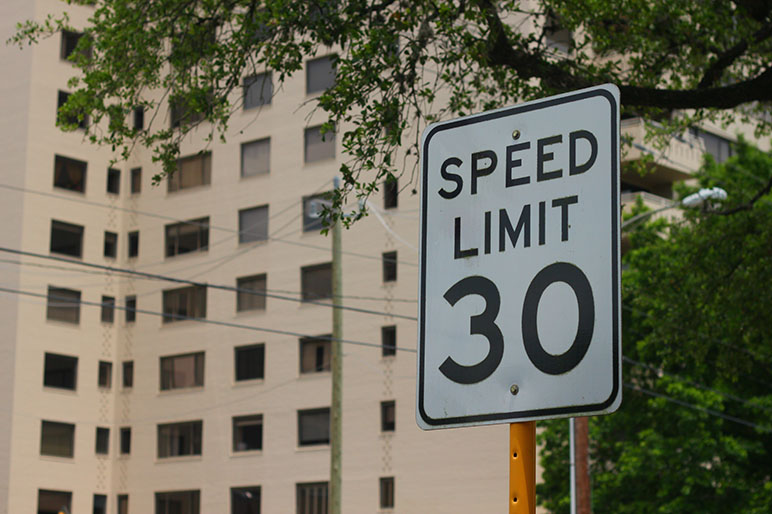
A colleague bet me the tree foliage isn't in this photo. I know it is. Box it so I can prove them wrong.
[537,141,772,513]
[8,0,772,219]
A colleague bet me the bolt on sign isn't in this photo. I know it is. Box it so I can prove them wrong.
[417,85,622,430]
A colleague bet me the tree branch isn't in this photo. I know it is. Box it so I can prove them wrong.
[698,19,772,89]
[716,174,772,215]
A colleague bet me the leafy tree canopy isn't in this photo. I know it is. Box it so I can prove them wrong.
[9,0,772,220]
[538,140,772,513]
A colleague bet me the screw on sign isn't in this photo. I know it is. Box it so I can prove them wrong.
[417,84,622,430]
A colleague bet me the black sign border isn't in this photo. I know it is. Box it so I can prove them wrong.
[417,87,621,428]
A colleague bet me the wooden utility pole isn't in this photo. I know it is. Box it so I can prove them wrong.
[329,176,343,514]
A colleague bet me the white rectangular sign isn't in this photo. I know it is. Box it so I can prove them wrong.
[417,85,622,430]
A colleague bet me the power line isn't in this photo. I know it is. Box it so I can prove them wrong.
[0,285,418,354]
[0,246,418,321]
[623,382,771,433]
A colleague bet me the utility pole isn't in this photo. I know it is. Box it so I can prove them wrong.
[575,416,591,514]
[329,176,343,514]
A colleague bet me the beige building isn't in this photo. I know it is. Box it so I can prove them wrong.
[0,1,761,514]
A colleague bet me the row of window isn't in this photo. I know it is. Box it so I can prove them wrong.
[43,325,396,394]
[39,476,394,514]
[40,400,395,461]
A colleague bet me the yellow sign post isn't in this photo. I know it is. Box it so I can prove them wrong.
[510,421,536,514]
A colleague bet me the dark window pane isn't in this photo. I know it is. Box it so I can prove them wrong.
[165,218,209,257]
[155,490,200,514]
[43,353,78,390]
[302,192,332,232]
[384,178,398,209]
[243,72,273,109]
[123,361,134,388]
[306,55,336,94]
[128,231,139,258]
[38,489,72,514]
[299,336,331,373]
[107,168,120,194]
[232,414,263,452]
[239,205,269,243]
[382,251,397,282]
[381,326,396,357]
[298,408,330,446]
[296,482,328,514]
[46,286,81,324]
[379,477,394,509]
[131,167,142,193]
[120,427,131,454]
[301,263,332,300]
[57,90,88,128]
[40,420,75,457]
[133,106,145,130]
[98,361,112,389]
[231,486,261,514]
[381,400,395,432]
[117,495,129,514]
[54,155,87,192]
[125,295,137,322]
[104,231,118,258]
[237,274,267,312]
[160,352,205,390]
[101,296,115,323]
[162,285,207,323]
[50,220,84,257]
[96,427,109,455]
[235,344,265,381]
[60,30,83,60]
[93,493,107,514]
[157,421,203,458]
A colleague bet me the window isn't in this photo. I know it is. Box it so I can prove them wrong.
[157,420,203,458]
[296,482,328,514]
[231,486,261,514]
[302,193,332,232]
[243,72,273,109]
[306,55,336,94]
[38,489,72,514]
[382,251,397,282]
[168,153,211,192]
[381,326,396,357]
[133,106,145,130]
[54,155,87,193]
[298,408,330,446]
[155,490,200,514]
[117,495,129,514]
[379,477,395,509]
[46,286,81,324]
[381,400,395,432]
[235,344,265,381]
[120,427,131,454]
[128,231,139,258]
[384,178,398,209]
[233,414,263,452]
[40,420,75,458]
[241,138,270,177]
[170,97,206,128]
[94,494,107,514]
[123,361,134,388]
[50,220,84,258]
[236,274,267,312]
[57,90,87,128]
[101,295,115,323]
[104,231,117,258]
[690,128,734,163]
[44,353,78,390]
[96,427,110,455]
[299,336,331,373]
[60,30,88,60]
[304,125,335,162]
[130,167,142,193]
[98,361,113,389]
[107,168,120,194]
[165,218,209,257]
[301,263,332,300]
[239,205,269,243]
[162,285,207,322]
[125,295,137,322]
[160,352,205,390]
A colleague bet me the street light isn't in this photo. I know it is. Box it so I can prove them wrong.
[621,187,727,230]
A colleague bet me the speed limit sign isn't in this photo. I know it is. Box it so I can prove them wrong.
[416,85,622,430]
